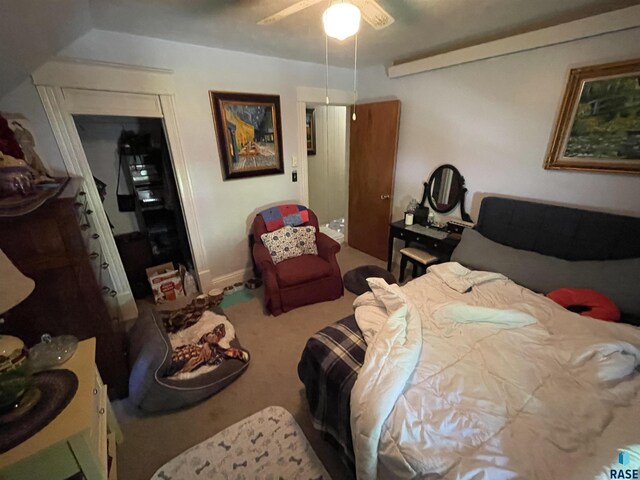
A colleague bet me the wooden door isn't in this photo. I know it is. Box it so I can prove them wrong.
[348,100,401,260]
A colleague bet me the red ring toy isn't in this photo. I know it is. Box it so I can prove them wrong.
[547,288,620,322]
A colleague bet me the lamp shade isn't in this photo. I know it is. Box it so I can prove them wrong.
[323,2,361,41]
[0,248,34,314]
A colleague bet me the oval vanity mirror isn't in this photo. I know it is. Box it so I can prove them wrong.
[426,164,463,213]
[417,164,472,222]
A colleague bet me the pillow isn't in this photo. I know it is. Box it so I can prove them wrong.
[451,228,640,316]
[291,225,318,255]
[168,322,250,378]
[547,288,621,322]
[261,226,303,264]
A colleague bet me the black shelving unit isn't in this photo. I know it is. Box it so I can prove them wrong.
[116,129,194,297]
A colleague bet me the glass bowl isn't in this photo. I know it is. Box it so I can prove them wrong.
[29,334,78,372]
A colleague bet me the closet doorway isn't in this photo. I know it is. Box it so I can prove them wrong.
[306,105,348,243]
[74,115,194,299]
[34,59,209,322]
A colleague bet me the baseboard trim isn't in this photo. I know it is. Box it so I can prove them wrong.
[209,268,252,290]
[116,291,138,322]
[196,268,212,292]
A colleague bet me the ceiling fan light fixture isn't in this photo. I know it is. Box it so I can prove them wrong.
[323,2,361,41]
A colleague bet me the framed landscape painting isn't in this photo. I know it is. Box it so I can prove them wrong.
[210,91,284,180]
[544,59,640,175]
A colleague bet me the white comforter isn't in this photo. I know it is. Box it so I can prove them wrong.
[351,263,640,479]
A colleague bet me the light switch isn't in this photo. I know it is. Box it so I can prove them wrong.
[291,155,298,168]
[292,170,298,182]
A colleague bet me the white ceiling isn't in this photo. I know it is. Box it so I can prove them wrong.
[0,0,92,96]
[88,0,640,66]
[1,0,639,98]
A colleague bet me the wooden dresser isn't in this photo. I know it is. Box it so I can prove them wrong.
[0,179,128,398]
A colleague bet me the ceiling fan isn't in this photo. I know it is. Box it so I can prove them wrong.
[257,0,395,31]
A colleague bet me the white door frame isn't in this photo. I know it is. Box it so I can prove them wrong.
[32,58,210,320]
[296,87,352,238]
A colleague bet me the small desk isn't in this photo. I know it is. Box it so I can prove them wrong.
[0,338,122,480]
[387,220,462,271]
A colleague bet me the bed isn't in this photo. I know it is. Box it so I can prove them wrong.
[297,196,640,478]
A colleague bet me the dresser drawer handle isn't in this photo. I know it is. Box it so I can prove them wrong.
[101,262,109,270]
[93,388,98,395]
[89,252,99,260]
[109,290,118,297]
[78,191,86,196]
[85,209,93,215]
[99,407,105,415]
[80,223,91,231]
[74,202,83,208]
[91,233,100,240]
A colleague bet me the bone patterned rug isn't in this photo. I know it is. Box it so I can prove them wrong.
[151,406,331,480]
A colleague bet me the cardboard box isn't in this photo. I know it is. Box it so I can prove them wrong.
[146,262,184,304]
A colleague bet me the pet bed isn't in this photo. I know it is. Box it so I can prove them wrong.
[151,405,330,479]
[127,303,249,412]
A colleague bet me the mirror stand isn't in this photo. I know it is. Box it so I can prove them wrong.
[459,177,471,222]
[420,164,472,223]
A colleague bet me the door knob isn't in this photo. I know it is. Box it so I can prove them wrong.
[380,194,390,200]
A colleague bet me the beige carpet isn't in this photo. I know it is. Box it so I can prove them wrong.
[113,246,388,480]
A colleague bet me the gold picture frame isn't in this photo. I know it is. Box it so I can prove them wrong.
[209,91,284,180]
[544,58,640,175]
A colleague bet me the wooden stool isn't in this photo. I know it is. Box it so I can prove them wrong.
[399,247,440,283]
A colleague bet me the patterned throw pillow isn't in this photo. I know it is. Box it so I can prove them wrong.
[291,226,318,256]
[261,226,302,264]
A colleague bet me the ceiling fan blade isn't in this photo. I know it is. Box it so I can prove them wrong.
[351,0,395,30]
[257,0,325,25]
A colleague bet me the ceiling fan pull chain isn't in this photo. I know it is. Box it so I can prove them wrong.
[323,3,331,164]
[325,31,330,105]
[324,16,330,163]
[352,32,358,121]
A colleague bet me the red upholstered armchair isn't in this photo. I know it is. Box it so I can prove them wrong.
[252,208,343,315]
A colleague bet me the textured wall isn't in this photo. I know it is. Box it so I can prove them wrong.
[0,29,353,283]
[359,27,640,222]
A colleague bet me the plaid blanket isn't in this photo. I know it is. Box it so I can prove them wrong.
[259,204,309,232]
[297,315,366,467]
